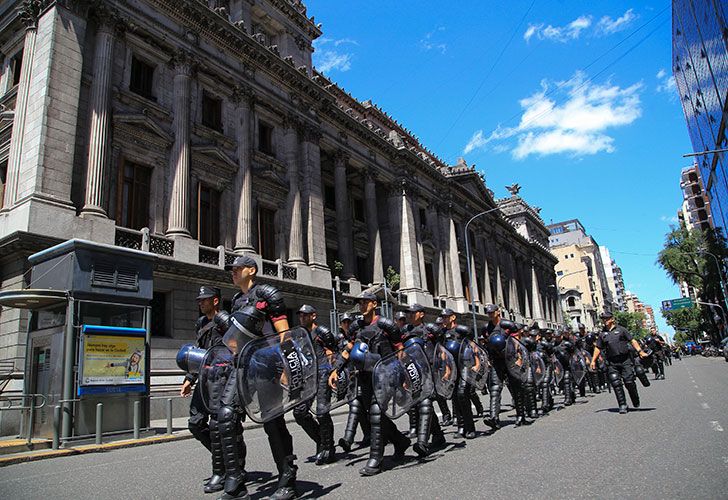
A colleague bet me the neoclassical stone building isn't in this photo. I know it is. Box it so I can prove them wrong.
[0,0,558,418]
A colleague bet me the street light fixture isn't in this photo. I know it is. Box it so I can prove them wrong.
[464,206,503,337]
[682,148,728,158]
[677,250,728,316]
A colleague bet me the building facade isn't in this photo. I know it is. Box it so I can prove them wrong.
[548,219,614,329]
[599,245,626,312]
[0,0,557,430]
[678,164,713,230]
[672,0,728,235]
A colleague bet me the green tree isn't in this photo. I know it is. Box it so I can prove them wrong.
[614,311,648,338]
[385,266,400,291]
[657,225,728,343]
[661,306,704,343]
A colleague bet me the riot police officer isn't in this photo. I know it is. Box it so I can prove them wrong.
[645,328,667,379]
[441,308,477,439]
[483,303,509,430]
[591,312,649,414]
[329,292,410,476]
[219,255,299,500]
[179,286,229,494]
[292,305,338,465]
[402,303,447,455]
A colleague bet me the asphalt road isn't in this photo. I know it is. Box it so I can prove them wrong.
[1,356,726,499]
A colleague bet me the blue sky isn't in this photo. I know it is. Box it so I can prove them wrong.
[307,0,687,335]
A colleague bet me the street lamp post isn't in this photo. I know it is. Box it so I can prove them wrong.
[696,300,727,342]
[678,250,728,317]
[464,206,503,338]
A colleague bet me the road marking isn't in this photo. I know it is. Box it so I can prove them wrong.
[711,421,724,432]
[694,385,699,388]
[697,392,703,397]
[702,402,711,409]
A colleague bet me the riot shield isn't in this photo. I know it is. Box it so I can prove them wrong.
[553,358,564,385]
[433,343,457,399]
[505,337,531,384]
[236,327,318,423]
[530,352,546,387]
[316,366,357,417]
[582,350,595,373]
[199,345,235,413]
[570,352,587,386]
[373,343,434,420]
[459,339,490,390]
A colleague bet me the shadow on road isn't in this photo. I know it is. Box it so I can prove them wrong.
[251,480,342,499]
[594,407,656,413]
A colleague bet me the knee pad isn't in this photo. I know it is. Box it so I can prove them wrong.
[218,405,236,424]
[608,371,621,387]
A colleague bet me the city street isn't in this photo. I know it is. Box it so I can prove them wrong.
[1,356,726,499]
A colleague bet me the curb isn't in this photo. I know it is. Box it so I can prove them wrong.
[0,407,350,466]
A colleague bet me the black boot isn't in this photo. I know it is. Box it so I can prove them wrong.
[293,405,320,452]
[483,383,502,430]
[625,382,640,409]
[360,402,384,476]
[218,406,248,500]
[205,417,226,493]
[413,399,433,457]
[339,397,363,453]
[269,455,297,500]
[613,383,628,414]
[315,414,336,465]
[407,407,418,438]
[470,389,484,418]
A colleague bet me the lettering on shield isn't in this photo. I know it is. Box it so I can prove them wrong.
[281,340,303,400]
[405,361,422,399]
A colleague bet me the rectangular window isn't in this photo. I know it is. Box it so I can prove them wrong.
[150,292,168,337]
[419,208,427,228]
[557,270,564,276]
[258,121,274,155]
[129,55,155,100]
[117,161,151,230]
[197,183,220,247]
[11,50,23,86]
[352,196,365,222]
[326,247,337,272]
[257,206,276,260]
[0,160,6,209]
[202,91,222,132]
[424,261,435,295]
[324,184,336,210]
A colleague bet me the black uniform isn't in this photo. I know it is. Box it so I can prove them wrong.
[484,322,508,430]
[217,283,297,500]
[292,325,339,465]
[596,325,639,413]
[188,311,229,452]
[537,338,555,414]
[334,317,409,476]
[645,334,666,379]
[446,324,477,438]
[555,339,576,406]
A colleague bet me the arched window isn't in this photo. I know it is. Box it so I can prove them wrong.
[567,297,576,307]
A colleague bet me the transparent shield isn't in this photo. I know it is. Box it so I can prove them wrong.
[553,358,564,384]
[316,366,357,416]
[570,352,586,386]
[433,343,457,399]
[582,349,595,373]
[530,352,546,386]
[199,345,235,413]
[236,327,318,423]
[505,337,531,384]
[459,339,490,390]
[373,343,434,420]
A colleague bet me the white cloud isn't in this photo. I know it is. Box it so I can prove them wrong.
[313,37,357,73]
[463,71,643,159]
[525,9,637,42]
[656,68,677,98]
[524,15,592,43]
[597,9,638,35]
[420,26,447,54]
[660,215,679,223]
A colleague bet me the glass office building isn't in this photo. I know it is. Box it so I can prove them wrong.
[672,0,728,234]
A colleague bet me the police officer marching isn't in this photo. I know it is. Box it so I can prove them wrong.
[180,285,230,494]
[591,311,650,414]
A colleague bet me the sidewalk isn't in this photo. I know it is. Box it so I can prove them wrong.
[0,408,349,467]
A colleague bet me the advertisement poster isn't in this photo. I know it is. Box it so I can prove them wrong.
[81,334,146,386]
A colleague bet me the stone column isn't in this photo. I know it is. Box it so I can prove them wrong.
[439,210,454,297]
[413,202,429,294]
[2,19,37,208]
[166,53,193,238]
[494,255,505,307]
[468,234,480,304]
[333,151,355,277]
[302,126,328,271]
[481,239,493,304]
[81,21,115,217]
[283,119,304,263]
[233,85,254,252]
[531,263,544,320]
[430,205,446,298]
[448,215,464,300]
[398,181,422,292]
[364,170,384,284]
[0,54,11,96]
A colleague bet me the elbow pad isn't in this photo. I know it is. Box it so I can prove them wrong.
[377,317,402,343]
[313,325,337,352]
[455,325,472,339]
[255,283,287,322]
[213,310,231,332]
